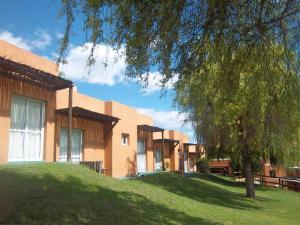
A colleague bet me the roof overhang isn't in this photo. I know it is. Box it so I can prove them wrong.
[0,56,73,90]
[153,138,180,144]
[56,107,120,123]
[184,143,198,146]
[137,124,164,132]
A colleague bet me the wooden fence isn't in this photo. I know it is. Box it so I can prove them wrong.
[254,174,300,192]
[80,161,105,174]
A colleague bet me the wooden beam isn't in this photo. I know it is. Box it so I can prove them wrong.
[67,86,73,161]
[170,141,179,151]
[103,121,118,140]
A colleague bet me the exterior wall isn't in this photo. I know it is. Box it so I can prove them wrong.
[0,76,56,163]
[56,88,105,113]
[153,130,189,172]
[105,101,153,178]
[286,168,300,177]
[55,115,105,162]
[262,163,287,187]
[171,131,189,172]
[55,88,108,169]
[0,40,58,75]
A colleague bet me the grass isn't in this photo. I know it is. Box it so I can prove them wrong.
[0,163,299,225]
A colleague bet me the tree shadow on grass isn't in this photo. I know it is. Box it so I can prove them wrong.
[139,173,270,210]
[0,168,223,225]
[191,173,278,193]
[190,173,245,187]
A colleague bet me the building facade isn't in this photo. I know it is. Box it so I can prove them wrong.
[0,40,198,178]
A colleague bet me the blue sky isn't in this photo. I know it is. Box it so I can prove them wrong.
[0,0,194,140]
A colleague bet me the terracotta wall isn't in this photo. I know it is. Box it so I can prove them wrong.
[0,40,58,75]
[56,88,105,113]
[105,101,153,177]
[0,76,56,163]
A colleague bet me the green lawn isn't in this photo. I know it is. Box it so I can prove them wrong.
[0,164,299,225]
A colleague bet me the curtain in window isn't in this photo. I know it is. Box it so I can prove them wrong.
[9,96,44,161]
[10,97,26,130]
[59,129,82,162]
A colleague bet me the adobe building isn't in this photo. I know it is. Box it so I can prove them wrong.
[0,40,196,178]
[0,40,72,163]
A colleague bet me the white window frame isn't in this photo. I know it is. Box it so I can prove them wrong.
[8,95,45,162]
[121,133,129,145]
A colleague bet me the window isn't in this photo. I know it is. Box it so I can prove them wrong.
[9,96,45,162]
[59,128,82,162]
[121,133,129,145]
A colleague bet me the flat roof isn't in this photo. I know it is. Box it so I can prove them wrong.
[0,56,73,90]
[137,124,164,132]
[153,138,179,144]
[56,107,120,123]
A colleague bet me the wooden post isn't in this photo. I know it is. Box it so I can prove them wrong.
[67,86,73,162]
[162,130,165,171]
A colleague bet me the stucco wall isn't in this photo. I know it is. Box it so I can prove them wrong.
[56,88,105,113]
[0,40,58,75]
[0,76,56,163]
[105,101,154,177]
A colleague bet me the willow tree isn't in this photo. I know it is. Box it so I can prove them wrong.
[58,0,300,198]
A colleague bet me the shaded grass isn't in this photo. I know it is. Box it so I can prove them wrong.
[0,163,299,225]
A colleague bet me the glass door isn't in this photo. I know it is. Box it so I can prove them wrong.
[59,128,82,162]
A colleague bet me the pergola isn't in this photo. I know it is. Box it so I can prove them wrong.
[0,56,73,90]
[154,138,180,151]
[0,56,75,161]
[56,106,120,139]
[183,143,204,159]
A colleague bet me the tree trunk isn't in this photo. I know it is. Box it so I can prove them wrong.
[242,144,255,198]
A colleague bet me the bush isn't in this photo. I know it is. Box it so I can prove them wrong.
[197,158,210,173]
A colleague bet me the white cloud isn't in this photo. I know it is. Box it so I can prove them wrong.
[138,72,178,95]
[0,31,32,51]
[137,107,194,140]
[29,29,52,50]
[59,43,177,92]
[137,107,191,130]
[60,43,126,86]
[0,30,174,94]
[0,29,52,51]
